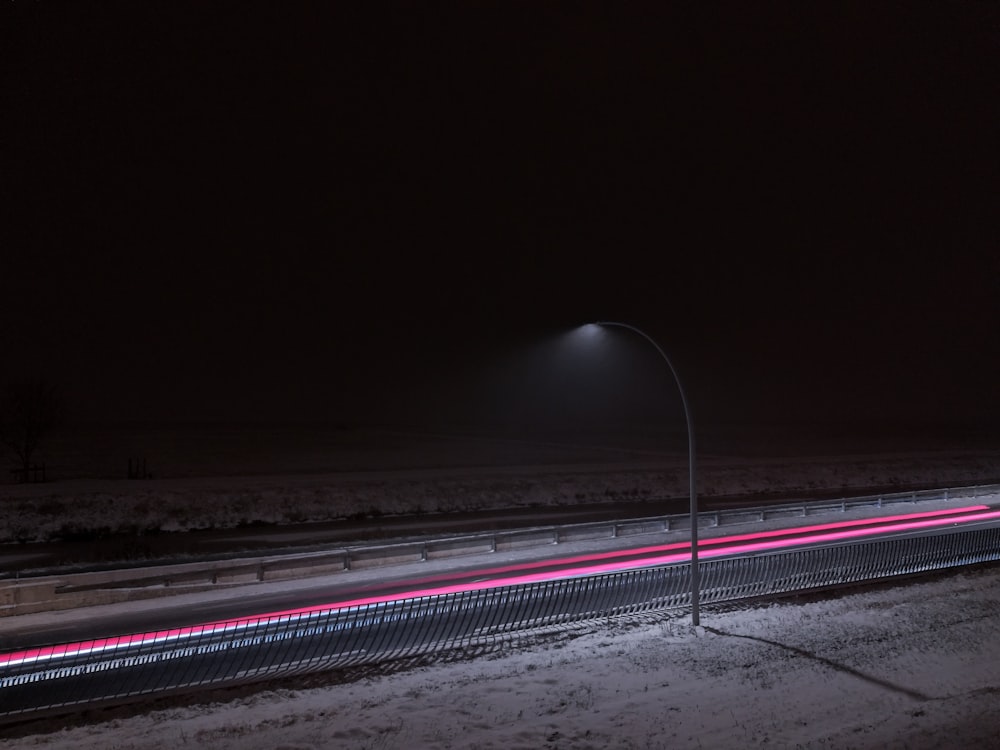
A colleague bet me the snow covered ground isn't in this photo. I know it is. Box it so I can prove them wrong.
[3,564,999,749]
[3,425,999,544]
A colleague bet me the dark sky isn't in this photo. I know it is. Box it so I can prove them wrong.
[3,1,999,433]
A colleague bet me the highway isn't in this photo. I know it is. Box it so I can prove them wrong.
[3,502,1000,720]
[3,501,995,648]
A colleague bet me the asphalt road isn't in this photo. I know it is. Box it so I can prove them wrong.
[4,505,1000,721]
[4,503,997,651]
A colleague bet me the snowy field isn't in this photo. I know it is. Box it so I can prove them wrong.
[3,425,999,544]
[3,565,1000,749]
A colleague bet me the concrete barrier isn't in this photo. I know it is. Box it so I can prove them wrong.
[614,519,668,537]
[346,544,424,570]
[1,582,57,607]
[426,536,495,560]
[261,554,346,581]
[557,524,616,543]
[213,565,262,585]
[495,528,558,552]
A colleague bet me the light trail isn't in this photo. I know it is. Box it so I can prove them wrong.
[2,504,996,670]
[274,504,989,597]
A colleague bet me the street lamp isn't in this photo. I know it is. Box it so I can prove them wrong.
[587,321,701,626]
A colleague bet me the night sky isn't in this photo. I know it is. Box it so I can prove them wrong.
[3,2,998,436]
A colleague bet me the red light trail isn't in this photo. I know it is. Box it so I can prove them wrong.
[2,504,996,670]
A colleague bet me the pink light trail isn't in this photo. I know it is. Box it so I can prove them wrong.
[2,504,995,669]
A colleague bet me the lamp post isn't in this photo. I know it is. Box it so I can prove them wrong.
[591,321,700,626]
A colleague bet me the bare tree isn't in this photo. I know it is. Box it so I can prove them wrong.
[0,378,65,481]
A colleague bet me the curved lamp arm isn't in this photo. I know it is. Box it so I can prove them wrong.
[594,321,700,626]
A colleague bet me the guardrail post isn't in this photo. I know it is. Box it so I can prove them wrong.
[421,544,428,562]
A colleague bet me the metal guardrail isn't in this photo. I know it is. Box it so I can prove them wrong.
[3,483,997,602]
[3,520,1000,721]
[199,481,1000,573]
[341,482,1000,570]
[461,481,999,547]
